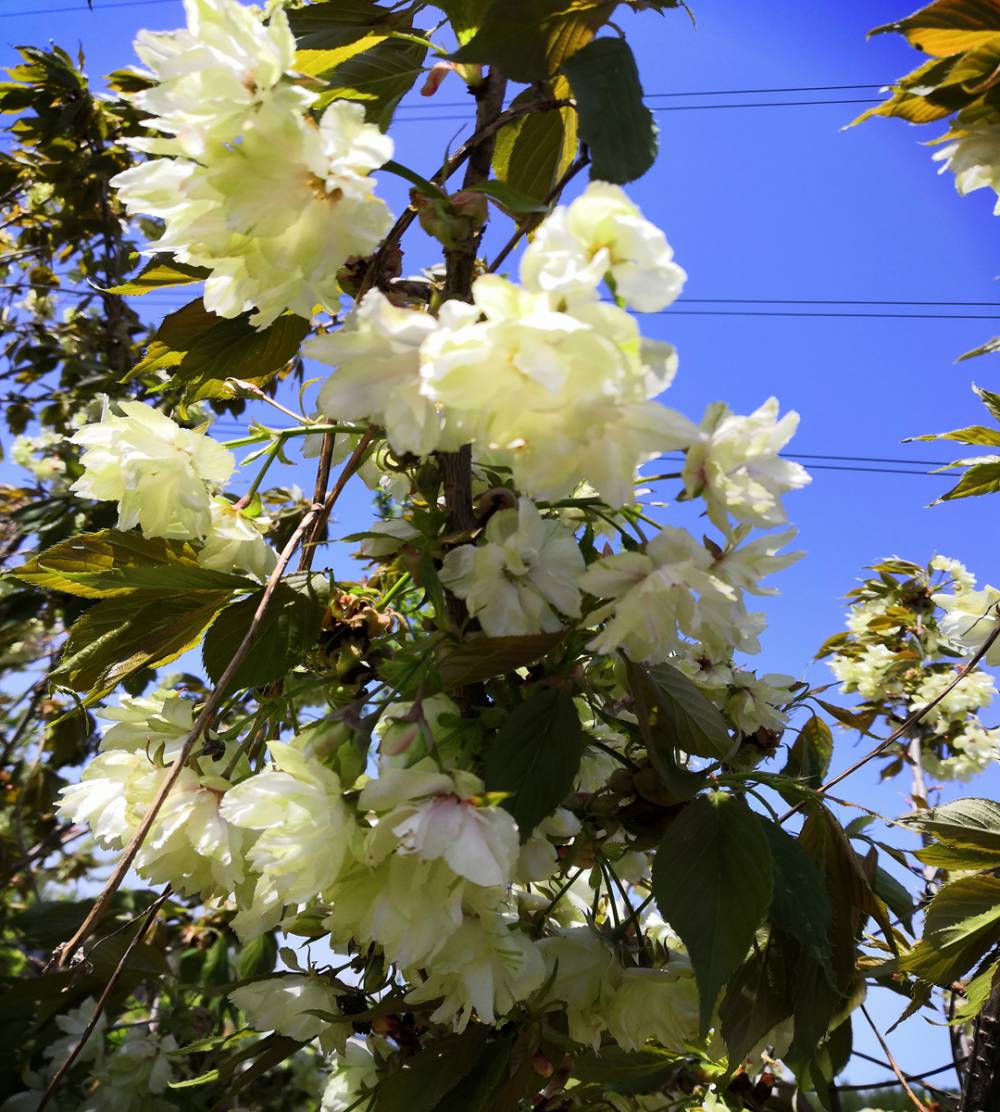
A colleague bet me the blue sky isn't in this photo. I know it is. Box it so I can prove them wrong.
[2,0,998,1089]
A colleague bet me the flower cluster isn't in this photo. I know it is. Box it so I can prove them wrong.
[71,398,276,578]
[827,555,1000,779]
[112,0,395,326]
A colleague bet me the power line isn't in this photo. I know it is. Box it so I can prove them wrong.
[392,98,882,123]
[654,453,951,478]
[399,84,887,111]
[0,0,177,15]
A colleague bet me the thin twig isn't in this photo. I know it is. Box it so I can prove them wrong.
[39,889,170,1110]
[779,614,1000,824]
[488,151,591,274]
[860,1005,929,1112]
[49,437,373,968]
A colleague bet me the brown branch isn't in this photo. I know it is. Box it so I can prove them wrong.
[39,889,170,1110]
[49,434,374,969]
[861,1004,930,1112]
[779,613,1000,824]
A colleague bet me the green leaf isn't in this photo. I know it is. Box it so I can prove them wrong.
[202,576,328,692]
[380,158,450,203]
[433,1035,514,1111]
[130,299,310,392]
[561,37,658,184]
[900,875,1000,984]
[953,957,1000,1022]
[52,589,231,698]
[485,685,584,839]
[451,0,611,82]
[437,632,564,687]
[901,797,1000,852]
[373,1030,490,1111]
[104,255,209,295]
[871,0,1000,57]
[492,80,578,201]
[315,36,429,128]
[570,1045,682,1092]
[959,335,1000,361]
[288,0,396,49]
[871,864,916,933]
[909,424,1000,446]
[651,792,773,1033]
[627,660,710,801]
[781,714,833,792]
[235,933,278,981]
[813,698,878,735]
[975,382,1000,421]
[465,179,550,214]
[915,841,1000,870]
[296,33,391,77]
[433,0,491,44]
[719,929,795,1068]
[935,458,1000,502]
[759,819,832,967]
[634,662,735,762]
[8,529,252,598]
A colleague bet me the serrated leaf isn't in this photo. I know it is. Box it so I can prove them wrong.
[975,382,1000,420]
[781,714,833,794]
[437,632,564,687]
[451,0,612,82]
[900,875,1000,984]
[52,590,230,699]
[634,662,735,761]
[433,0,491,44]
[485,685,584,839]
[315,36,428,128]
[288,0,395,49]
[373,1030,489,1111]
[719,929,795,1069]
[954,957,1000,1022]
[935,458,1000,502]
[915,840,1000,870]
[104,255,209,295]
[562,37,658,184]
[202,577,327,692]
[814,698,879,735]
[910,424,1000,446]
[570,1045,681,1092]
[902,797,1000,851]
[959,336,1000,361]
[760,819,833,967]
[871,0,1000,57]
[492,79,578,201]
[8,529,251,598]
[652,792,773,1033]
[871,864,916,933]
[130,299,309,392]
[296,33,390,77]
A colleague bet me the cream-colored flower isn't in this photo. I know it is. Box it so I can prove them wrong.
[683,398,810,532]
[725,671,797,735]
[197,498,277,579]
[581,526,740,661]
[934,585,1000,666]
[521,181,687,311]
[221,742,354,936]
[604,963,701,1053]
[71,400,234,540]
[538,928,617,1048]
[309,291,444,457]
[128,0,309,157]
[230,974,348,1045]
[932,124,1000,214]
[321,1039,381,1112]
[97,688,194,762]
[913,667,996,727]
[440,499,584,636]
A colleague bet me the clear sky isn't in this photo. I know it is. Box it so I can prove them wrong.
[2,0,998,1091]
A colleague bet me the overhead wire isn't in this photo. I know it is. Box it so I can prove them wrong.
[0,0,178,15]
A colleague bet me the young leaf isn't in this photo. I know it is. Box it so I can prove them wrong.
[104,255,209,295]
[315,36,429,128]
[899,875,1000,985]
[759,818,833,967]
[651,792,773,1033]
[901,797,1000,852]
[130,299,310,390]
[561,37,658,184]
[202,577,328,692]
[871,0,1000,57]
[287,0,395,49]
[934,458,1000,502]
[492,79,578,201]
[9,529,251,599]
[959,336,1000,361]
[484,685,584,839]
[780,714,833,792]
[52,590,231,698]
[465,180,550,214]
